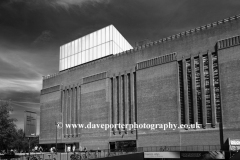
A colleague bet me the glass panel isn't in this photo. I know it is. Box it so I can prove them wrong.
[65,58,67,70]
[64,45,66,58]
[117,44,120,54]
[65,44,67,57]
[115,44,118,54]
[89,48,93,61]
[75,54,78,66]
[76,53,80,65]
[106,26,109,42]
[110,41,113,55]
[68,57,70,68]
[102,43,105,57]
[113,27,116,45]
[72,41,75,55]
[116,29,119,48]
[106,42,110,55]
[75,40,78,53]
[97,45,101,59]
[64,58,67,70]
[86,34,89,50]
[78,52,81,65]
[63,58,65,70]
[82,36,85,50]
[98,30,101,45]
[78,38,82,52]
[82,51,86,63]
[120,35,123,51]
[60,47,62,59]
[90,33,93,48]
[68,43,71,56]
[115,27,118,46]
[62,59,64,70]
[114,42,117,54]
[61,59,63,70]
[123,38,126,51]
[100,45,103,58]
[93,32,96,47]
[85,49,89,62]
[62,45,64,58]
[102,27,105,43]
[91,47,94,60]
[71,55,74,67]
[110,25,113,41]
[93,47,97,60]
[65,44,68,57]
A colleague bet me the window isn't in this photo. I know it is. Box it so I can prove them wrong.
[178,53,221,127]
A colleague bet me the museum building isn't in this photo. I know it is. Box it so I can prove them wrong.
[40,15,240,152]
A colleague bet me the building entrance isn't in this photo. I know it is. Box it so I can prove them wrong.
[109,140,136,151]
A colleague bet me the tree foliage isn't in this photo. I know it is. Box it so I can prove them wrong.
[0,101,17,151]
[0,101,39,152]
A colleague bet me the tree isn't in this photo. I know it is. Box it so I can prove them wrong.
[0,101,39,153]
[10,129,29,152]
[0,101,17,151]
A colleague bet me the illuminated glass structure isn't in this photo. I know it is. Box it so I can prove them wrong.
[59,25,133,71]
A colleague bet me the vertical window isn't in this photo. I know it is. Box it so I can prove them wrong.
[128,73,131,124]
[122,75,125,125]
[63,90,66,136]
[67,89,70,134]
[186,59,194,124]
[179,53,221,127]
[116,76,120,125]
[212,53,221,123]
[111,78,114,126]
[203,55,212,123]
[178,61,185,124]
[61,90,64,113]
[134,72,137,124]
[194,57,203,124]
[75,87,78,126]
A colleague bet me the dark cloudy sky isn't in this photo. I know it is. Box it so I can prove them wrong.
[1,0,240,134]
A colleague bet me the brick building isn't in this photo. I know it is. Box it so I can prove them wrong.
[40,14,240,152]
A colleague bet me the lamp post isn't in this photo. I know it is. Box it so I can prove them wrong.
[28,137,30,160]
[55,121,57,153]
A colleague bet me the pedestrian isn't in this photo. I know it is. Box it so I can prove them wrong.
[50,147,53,153]
[10,149,15,156]
[34,145,38,152]
[39,146,43,152]
[72,145,76,152]
[67,145,71,152]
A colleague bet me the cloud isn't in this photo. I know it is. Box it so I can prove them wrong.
[32,30,54,45]
[0,48,42,103]
[49,0,110,10]
[0,78,41,92]
[0,52,42,80]
[1,0,110,11]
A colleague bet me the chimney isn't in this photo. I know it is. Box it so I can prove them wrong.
[135,39,151,47]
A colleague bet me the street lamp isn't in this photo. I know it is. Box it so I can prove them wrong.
[55,121,58,153]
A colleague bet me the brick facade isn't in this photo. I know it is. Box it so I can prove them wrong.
[40,15,240,150]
